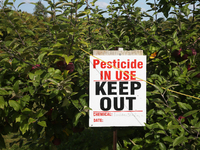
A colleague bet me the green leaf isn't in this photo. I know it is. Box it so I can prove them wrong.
[63,55,74,64]
[165,84,179,91]
[159,142,166,150]
[177,102,192,110]
[163,5,171,18]
[20,121,29,134]
[30,2,37,5]
[157,122,165,130]
[22,108,31,113]
[183,110,199,117]
[28,118,36,124]
[151,24,157,32]
[76,12,87,17]
[4,8,11,12]
[4,0,9,6]
[48,51,61,57]
[74,112,82,126]
[35,70,44,76]
[48,67,55,73]
[36,109,45,118]
[40,47,51,51]
[173,136,187,147]
[157,130,166,134]
[162,136,173,143]
[0,89,8,95]
[62,97,69,107]
[42,22,53,27]
[79,94,88,106]
[80,40,89,47]
[52,42,64,48]
[48,78,59,85]
[191,71,200,78]
[179,59,188,65]
[145,123,158,130]
[61,3,74,7]
[17,2,25,8]
[167,125,181,130]
[13,80,19,94]
[81,111,86,116]
[0,31,3,36]
[131,145,143,150]
[28,73,35,80]
[9,100,21,111]
[37,121,47,127]
[38,52,47,64]
[16,116,21,123]
[24,29,35,36]
[46,11,54,15]
[181,4,190,16]
[50,89,59,99]
[145,132,152,138]
[0,96,5,109]
[7,2,13,6]
[55,1,63,7]
[172,30,177,39]
[153,85,163,93]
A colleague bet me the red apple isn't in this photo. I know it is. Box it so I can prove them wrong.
[65,62,74,73]
[46,108,53,116]
[191,48,197,55]
[56,61,66,68]
[72,126,84,133]
[178,116,185,120]
[172,49,181,57]
[173,48,197,60]
[182,48,197,60]
[182,54,188,60]
[195,73,200,78]
[52,138,61,145]
[178,116,186,123]
[31,64,40,71]
[172,48,183,58]
[187,65,195,71]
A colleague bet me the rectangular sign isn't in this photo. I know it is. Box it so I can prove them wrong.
[89,55,146,127]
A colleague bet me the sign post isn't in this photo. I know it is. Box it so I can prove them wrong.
[89,49,146,149]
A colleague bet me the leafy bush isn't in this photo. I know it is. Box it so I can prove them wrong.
[0,0,200,149]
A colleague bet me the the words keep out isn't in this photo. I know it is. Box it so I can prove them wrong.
[96,81,141,111]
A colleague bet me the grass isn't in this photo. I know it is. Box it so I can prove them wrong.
[2,133,30,150]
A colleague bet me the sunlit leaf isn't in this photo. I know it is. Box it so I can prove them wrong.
[38,121,47,127]
[18,2,25,8]
[9,100,21,111]
[0,96,5,109]
[173,136,187,147]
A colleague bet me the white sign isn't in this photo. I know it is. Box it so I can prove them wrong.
[89,55,146,127]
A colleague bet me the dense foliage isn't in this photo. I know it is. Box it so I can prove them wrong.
[0,0,200,149]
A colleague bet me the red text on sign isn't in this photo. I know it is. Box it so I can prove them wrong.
[94,112,112,116]
[94,118,103,122]
[100,71,136,80]
[93,59,143,69]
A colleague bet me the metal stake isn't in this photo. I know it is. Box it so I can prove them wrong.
[113,128,117,150]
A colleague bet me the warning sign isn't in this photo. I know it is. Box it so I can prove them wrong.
[89,55,146,127]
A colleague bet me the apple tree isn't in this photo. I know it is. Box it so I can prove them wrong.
[1,0,200,149]
[0,0,91,149]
